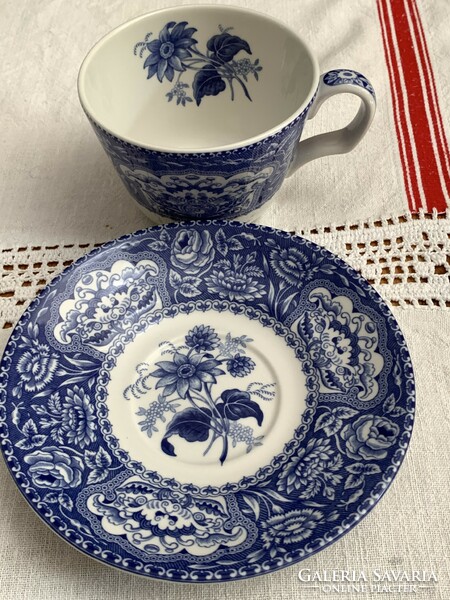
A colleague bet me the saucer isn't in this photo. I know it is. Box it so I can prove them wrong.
[0,221,414,582]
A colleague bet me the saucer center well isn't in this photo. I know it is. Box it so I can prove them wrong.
[103,310,308,487]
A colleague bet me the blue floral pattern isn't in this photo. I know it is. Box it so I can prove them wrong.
[117,167,274,220]
[135,23,262,106]
[341,413,400,460]
[0,222,415,582]
[25,447,84,490]
[129,326,273,465]
[89,92,308,220]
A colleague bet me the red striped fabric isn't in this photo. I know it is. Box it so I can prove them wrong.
[377,0,450,213]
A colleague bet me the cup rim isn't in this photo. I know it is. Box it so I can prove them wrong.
[77,4,320,154]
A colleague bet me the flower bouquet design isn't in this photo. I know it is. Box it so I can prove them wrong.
[134,22,262,106]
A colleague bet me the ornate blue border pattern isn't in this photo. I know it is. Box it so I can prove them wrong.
[88,97,312,220]
[0,221,415,582]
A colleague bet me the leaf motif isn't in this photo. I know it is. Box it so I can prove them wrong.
[84,450,97,469]
[262,488,291,503]
[57,375,91,387]
[39,416,60,430]
[162,408,212,456]
[30,434,47,447]
[179,281,202,298]
[86,468,109,485]
[300,478,322,499]
[95,447,112,469]
[344,474,365,490]
[345,462,365,475]
[383,393,396,415]
[67,517,92,536]
[22,418,38,437]
[228,238,244,251]
[160,229,170,244]
[65,356,99,369]
[196,499,227,518]
[47,394,62,414]
[36,306,49,320]
[161,437,176,457]
[333,406,359,419]
[192,66,226,106]
[346,487,365,505]
[362,463,381,475]
[148,240,168,251]
[280,291,299,317]
[215,229,228,256]
[323,369,346,392]
[247,548,265,563]
[207,33,251,62]
[169,270,182,288]
[121,482,154,494]
[390,407,407,417]
[31,404,47,416]
[324,418,343,437]
[50,428,65,444]
[16,438,36,450]
[314,412,335,433]
[327,473,343,487]
[217,396,263,426]
[338,273,350,288]
[43,492,60,504]
[12,385,22,399]
[323,485,335,500]
[59,493,73,511]
[241,494,260,520]
[238,232,258,244]
[327,510,340,522]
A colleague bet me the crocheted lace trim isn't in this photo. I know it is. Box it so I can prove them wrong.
[1,213,448,330]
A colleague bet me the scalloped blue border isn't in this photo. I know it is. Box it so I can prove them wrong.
[0,220,415,583]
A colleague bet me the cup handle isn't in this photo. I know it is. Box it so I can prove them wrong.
[287,69,376,176]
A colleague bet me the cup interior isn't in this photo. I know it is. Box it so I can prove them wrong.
[78,6,318,151]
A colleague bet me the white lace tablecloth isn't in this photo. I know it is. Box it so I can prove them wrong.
[1,0,450,598]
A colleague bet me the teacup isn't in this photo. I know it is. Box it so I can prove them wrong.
[78,5,376,223]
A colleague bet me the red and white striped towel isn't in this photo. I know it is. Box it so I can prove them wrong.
[377,0,450,213]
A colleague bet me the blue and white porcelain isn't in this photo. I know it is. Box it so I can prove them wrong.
[0,222,414,582]
[78,7,376,223]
